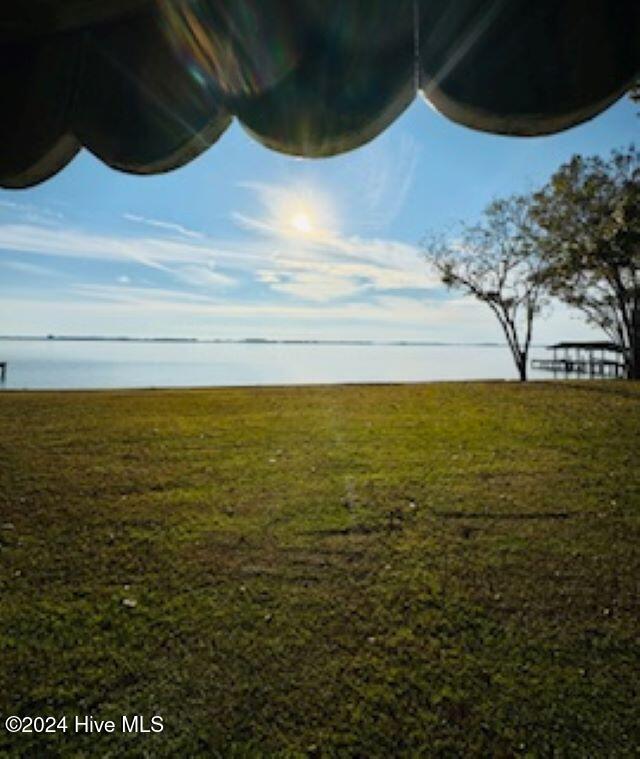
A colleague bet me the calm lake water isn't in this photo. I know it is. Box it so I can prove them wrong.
[0,340,551,390]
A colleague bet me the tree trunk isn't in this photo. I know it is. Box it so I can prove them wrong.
[517,351,528,382]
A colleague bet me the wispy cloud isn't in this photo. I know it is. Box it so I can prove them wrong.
[0,211,437,304]
[0,222,256,268]
[3,290,601,344]
[51,285,475,326]
[0,169,441,332]
[0,222,247,297]
[0,259,59,277]
[72,284,216,305]
[270,271,364,302]
[175,265,236,289]
[123,213,204,240]
[353,133,421,232]
[0,199,64,225]
[231,180,439,301]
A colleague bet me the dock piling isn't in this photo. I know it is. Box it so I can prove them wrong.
[531,341,625,379]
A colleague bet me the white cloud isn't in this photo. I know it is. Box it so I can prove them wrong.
[175,265,236,289]
[0,222,264,270]
[271,271,364,301]
[0,214,439,305]
[72,284,216,305]
[123,213,204,240]
[352,133,421,232]
[0,176,443,335]
[256,270,282,285]
[232,178,440,301]
[56,284,469,326]
[0,259,58,277]
[0,200,64,223]
[0,287,604,344]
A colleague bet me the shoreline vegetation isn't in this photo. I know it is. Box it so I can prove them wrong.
[1,381,639,755]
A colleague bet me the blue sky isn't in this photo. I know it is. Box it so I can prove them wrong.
[0,94,637,342]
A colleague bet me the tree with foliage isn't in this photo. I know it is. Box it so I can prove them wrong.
[422,196,547,382]
[531,145,640,379]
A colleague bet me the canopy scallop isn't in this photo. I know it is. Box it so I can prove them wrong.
[1,0,638,187]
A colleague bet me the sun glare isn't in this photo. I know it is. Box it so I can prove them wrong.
[290,212,313,235]
[258,184,339,243]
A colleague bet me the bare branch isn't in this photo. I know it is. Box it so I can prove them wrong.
[422,195,547,382]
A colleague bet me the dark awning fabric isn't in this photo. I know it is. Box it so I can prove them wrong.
[1,0,638,188]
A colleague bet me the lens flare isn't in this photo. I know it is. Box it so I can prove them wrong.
[156,0,301,100]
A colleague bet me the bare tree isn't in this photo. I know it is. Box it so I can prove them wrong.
[422,196,547,381]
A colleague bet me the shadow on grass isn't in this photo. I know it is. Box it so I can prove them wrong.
[434,511,573,520]
[535,380,640,401]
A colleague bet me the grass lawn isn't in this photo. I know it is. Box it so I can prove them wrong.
[1,381,639,756]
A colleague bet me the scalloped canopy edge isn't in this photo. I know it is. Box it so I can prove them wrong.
[1,0,638,188]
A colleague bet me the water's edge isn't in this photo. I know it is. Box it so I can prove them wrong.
[0,340,552,390]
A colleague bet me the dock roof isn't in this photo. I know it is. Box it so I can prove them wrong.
[547,341,623,353]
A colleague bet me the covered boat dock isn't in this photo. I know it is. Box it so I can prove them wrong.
[532,341,626,378]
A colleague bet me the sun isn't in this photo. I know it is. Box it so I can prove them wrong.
[290,212,314,235]
[259,184,339,242]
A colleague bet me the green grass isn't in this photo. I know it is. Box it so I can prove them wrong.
[1,381,639,757]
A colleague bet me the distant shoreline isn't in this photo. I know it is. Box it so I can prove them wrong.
[0,335,504,348]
